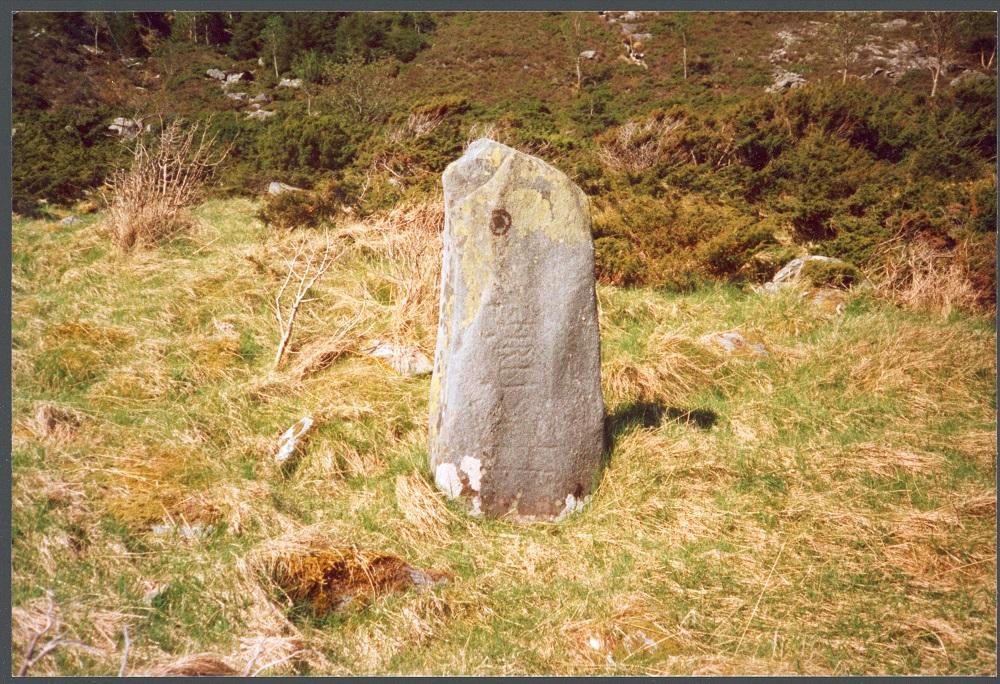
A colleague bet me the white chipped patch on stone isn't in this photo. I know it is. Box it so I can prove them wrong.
[435,462,463,498]
[470,496,482,517]
[554,492,590,522]
[459,456,482,492]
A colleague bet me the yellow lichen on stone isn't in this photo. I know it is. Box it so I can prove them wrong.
[447,141,591,329]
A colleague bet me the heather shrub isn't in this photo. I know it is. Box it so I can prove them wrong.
[257,178,352,230]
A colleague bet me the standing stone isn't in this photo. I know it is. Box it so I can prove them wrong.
[429,139,605,521]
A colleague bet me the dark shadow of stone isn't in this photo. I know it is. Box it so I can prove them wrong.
[664,407,718,430]
[601,401,719,464]
[602,401,664,467]
[606,401,666,441]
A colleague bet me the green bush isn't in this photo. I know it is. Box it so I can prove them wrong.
[697,224,778,279]
[12,107,123,214]
[799,258,863,289]
[594,237,644,286]
[254,115,356,185]
[257,178,351,229]
[970,181,997,234]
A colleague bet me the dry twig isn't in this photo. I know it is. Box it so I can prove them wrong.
[273,236,343,369]
[18,591,102,676]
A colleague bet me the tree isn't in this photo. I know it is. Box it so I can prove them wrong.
[293,50,326,115]
[227,12,267,59]
[323,57,395,123]
[918,12,961,98]
[562,13,586,92]
[831,12,870,85]
[260,15,289,79]
[667,13,692,80]
[85,12,102,50]
[105,13,147,57]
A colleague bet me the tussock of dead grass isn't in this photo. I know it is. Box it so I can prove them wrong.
[603,330,722,409]
[249,527,449,617]
[90,444,219,530]
[141,653,238,676]
[597,114,687,175]
[28,401,83,440]
[342,195,444,353]
[841,442,946,478]
[883,505,996,592]
[394,473,455,546]
[869,239,990,317]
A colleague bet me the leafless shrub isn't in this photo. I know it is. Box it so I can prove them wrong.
[867,239,983,316]
[273,236,345,369]
[466,121,511,149]
[325,58,395,124]
[101,119,230,250]
[15,591,103,676]
[386,109,447,145]
[598,115,687,174]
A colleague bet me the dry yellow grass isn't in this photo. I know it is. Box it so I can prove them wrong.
[10,200,996,675]
[868,238,992,316]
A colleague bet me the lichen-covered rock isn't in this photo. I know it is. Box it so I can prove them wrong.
[763,255,868,292]
[765,68,806,93]
[429,139,605,521]
[267,181,301,195]
[950,69,990,88]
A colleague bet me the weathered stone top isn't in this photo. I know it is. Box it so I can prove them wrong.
[441,138,593,330]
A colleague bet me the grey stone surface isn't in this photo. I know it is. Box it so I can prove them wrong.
[267,181,301,195]
[950,69,990,87]
[206,68,227,81]
[367,340,433,377]
[700,331,767,356]
[429,139,605,521]
[108,116,142,138]
[765,68,807,93]
[763,254,870,292]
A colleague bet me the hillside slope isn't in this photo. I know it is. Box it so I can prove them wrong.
[11,198,997,675]
[12,11,997,309]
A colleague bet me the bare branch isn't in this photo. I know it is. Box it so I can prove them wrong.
[18,592,56,676]
[118,625,131,677]
[272,237,344,369]
[16,591,103,675]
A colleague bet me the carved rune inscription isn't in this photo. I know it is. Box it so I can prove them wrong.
[482,231,561,489]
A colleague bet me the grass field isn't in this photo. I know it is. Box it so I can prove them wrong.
[11,198,996,675]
